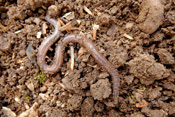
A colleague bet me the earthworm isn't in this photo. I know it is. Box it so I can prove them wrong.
[37,15,120,103]
[37,15,63,73]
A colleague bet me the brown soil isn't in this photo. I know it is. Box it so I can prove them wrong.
[0,0,175,117]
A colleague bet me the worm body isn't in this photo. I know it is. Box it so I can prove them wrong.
[37,15,63,73]
[37,15,120,103]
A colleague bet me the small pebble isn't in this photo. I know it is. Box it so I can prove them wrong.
[39,93,49,100]
[56,100,62,107]
[0,35,11,51]
[61,103,65,108]
[15,97,21,104]
[100,13,110,25]
[33,18,41,25]
[125,22,134,29]
[25,81,34,91]
[107,24,117,36]
[26,45,37,64]
[124,75,134,85]
[111,6,118,14]
[37,32,42,39]
[19,49,26,56]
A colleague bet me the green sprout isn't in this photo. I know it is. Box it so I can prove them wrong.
[26,96,30,102]
[138,83,142,89]
[129,93,136,105]
[34,72,46,84]
[125,62,129,65]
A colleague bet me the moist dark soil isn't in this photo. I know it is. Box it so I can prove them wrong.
[0,0,175,117]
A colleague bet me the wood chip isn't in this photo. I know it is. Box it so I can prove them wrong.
[14,30,21,34]
[123,33,133,40]
[59,83,66,89]
[57,19,61,29]
[59,20,78,31]
[0,23,8,32]
[58,18,65,26]
[42,22,48,35]
[92,24,99,39]
[84,6,93,16]
[62,12,72,18]
[70,46,74,70]
[62,12,75,20]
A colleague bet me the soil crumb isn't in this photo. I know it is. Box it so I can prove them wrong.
[90,79,112,101]
[128,54,170,85]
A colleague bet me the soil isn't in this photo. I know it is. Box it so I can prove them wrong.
[0,0,175,117]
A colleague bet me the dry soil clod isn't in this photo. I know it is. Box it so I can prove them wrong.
[137,0,164,34]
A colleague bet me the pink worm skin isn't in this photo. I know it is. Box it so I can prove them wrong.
[37,15,120,103]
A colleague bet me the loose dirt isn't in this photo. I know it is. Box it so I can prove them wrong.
[0,0,175,116]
